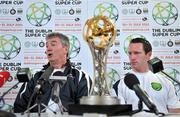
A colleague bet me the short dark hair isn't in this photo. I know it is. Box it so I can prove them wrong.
[129,38,152,54]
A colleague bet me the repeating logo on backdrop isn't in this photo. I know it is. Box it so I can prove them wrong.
[124,34,146,54]
[0,34,21,60]
[107,67,120,89]
[94,2,119,23]
[26,2,52,27]
[66,34,81,59]
[152,2,178,26]
[163,67,180,97]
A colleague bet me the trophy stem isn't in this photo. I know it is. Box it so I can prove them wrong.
[90,46,110,96]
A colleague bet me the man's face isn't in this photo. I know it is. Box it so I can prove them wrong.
[46,37,68,63]
[128,43,151,72]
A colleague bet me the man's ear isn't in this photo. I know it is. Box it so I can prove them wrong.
[147,51,152,57]
[65,46,69,53]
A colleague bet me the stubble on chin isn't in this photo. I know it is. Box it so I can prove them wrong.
[49,60,56,65]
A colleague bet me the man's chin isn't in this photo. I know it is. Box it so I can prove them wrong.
[131,65,137,70]
[49,59,56,63]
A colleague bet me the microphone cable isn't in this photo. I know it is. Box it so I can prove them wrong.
[143,109,165,117]
[0,82,19,109]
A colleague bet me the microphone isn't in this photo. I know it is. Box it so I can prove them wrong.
[0,69,31,109]
[34,66,54,93]
[147,57,164,74]
[50,76,67,113]
[148,57,180,86]
[0,71,10,87]
[51,81,61,103]
[50,76,67,103]
[124,73,159,114]
[16,68,31,82]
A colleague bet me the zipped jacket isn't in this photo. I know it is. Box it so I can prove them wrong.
[14,62,92,113]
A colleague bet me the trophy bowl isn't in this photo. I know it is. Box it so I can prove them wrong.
[83,15,116,49]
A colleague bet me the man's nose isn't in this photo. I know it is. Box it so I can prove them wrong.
[46,45,52,50]
[129,54,136,59]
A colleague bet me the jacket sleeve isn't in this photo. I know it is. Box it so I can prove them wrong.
[60,68,92,110]
[13,72,41,113]
[112,79,120,96]
[76,70,92,98]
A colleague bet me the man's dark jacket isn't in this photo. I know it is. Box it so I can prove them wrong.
[14,62,92,113]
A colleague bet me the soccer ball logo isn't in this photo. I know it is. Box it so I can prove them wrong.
[94,2,119,23]
[0,34,21,60]
[26,2,52,27]
[152,2,178,26]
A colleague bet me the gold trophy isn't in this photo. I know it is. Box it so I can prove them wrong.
[81,15,120,105]
[69,16,132,116]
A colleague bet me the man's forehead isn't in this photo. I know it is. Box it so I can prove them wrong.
[128,43,144,51]
[129,43,143,48]
[47,37,60,42]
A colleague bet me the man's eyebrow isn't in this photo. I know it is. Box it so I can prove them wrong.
[47,40,57,43]
[51,40,57,43]
[128,51,141,53]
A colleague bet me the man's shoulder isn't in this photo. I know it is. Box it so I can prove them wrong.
[71,67,88,75]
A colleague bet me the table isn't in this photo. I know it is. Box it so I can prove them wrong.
[14,111,180,117]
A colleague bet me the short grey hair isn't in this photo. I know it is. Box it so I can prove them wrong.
[46,32,70,58]
[46,32,70,50]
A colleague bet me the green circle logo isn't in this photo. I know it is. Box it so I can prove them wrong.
[107,67,120,89]
[94,2,119,23]
[163,67,180,85]
[26,2,52,27]
[0,34,21,60]
[66,34,81,59]
[151,82,162,91]
[152,2,178,26]
[163,67,180,97]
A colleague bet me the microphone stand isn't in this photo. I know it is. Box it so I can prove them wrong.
[135,100,163,116]
[0,82,19,110]
[132,100,143,115]
[138,100,143,112]
[41,94,65,114]
[161,71,180,86]
[23,90,56,117]
[22,66,55,117]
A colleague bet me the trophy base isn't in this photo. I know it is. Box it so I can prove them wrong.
[68,104,132,116]
[80,95,120,105]
[68,96,133,116]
